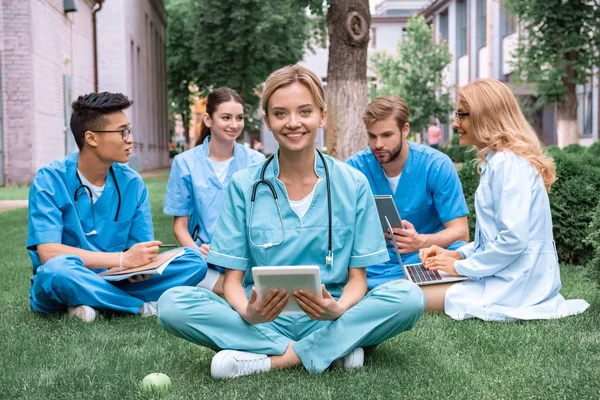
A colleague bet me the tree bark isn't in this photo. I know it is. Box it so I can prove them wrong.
[556,83,579,148]
[556,53,579,147]
[182,112,191,149]
[325,0,370,160]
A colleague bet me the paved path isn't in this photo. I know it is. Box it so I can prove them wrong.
[0,200,28,213]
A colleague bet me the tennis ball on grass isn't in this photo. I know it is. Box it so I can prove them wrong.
[141,373,172,393]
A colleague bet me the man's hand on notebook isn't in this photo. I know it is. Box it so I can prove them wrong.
[127,274,152,283]
[123,240,162,269]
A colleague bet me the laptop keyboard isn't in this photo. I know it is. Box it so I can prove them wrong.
[406,263,442,283]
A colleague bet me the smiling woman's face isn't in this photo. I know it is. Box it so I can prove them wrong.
[452,102,483,148]
[264,82,326,153]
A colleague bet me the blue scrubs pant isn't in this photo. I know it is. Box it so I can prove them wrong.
[30,248,207,315]
[157,279,425,374]
[367,241,467,289]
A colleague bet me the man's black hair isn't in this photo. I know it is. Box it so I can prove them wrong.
[70,92,133,150]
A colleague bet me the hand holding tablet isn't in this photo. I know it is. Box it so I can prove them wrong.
[252,266,322,315]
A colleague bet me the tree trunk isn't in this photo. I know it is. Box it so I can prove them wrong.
[556,54,579,147]
[325,0,370,160]
[182,112,191,149]
[556,82,579,148]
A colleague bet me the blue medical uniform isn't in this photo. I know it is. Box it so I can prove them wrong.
[157,151,425,373]
[27,152,207,315]
[163,138,265,248]
[346,143,469,288]
[447,152,590,321]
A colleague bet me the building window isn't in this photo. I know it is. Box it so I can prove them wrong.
[500,0,515,37]
[577,83,593,137]
[476,0,487,48]
[439,12,449,42]
[456,0,467,57]
[371,27,377,48]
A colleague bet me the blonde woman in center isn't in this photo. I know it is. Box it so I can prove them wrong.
[157,65,425,379]
[419,78,590,321]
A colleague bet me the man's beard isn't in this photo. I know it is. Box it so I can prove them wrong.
[376,140,403,164]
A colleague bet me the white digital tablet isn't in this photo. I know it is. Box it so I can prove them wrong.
[374,195,405,231]
[251,266,322,315]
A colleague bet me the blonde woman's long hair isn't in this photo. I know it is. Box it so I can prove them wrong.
[261,65,326,114]
[458,79,557,192]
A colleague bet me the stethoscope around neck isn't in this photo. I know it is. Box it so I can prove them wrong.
[248,149,334,267]
[74,166,121,236]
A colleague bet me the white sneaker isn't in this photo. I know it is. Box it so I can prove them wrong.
[211,350,271,379]
[67,305,97,322]
[141,301,158,317]
[331,347,364,369]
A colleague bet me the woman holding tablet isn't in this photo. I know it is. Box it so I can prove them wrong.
[157,65,425,379]
[163,88,265,294]
[419,79,589,321]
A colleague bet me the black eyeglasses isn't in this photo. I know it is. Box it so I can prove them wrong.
[91,124,132,141]
[455,111,469,124]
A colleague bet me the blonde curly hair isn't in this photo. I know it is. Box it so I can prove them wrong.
[457,79,557,192]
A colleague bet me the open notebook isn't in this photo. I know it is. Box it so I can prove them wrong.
[99,248,185,281]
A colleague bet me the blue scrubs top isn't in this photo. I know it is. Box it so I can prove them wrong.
[207,151,390,297]
[346,143,469,264]
[27,152,154,275]
[163,137,265,246]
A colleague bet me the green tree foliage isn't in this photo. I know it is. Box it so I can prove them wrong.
[166,0,198,142]
[370,15,454,134]
[504,0,600,144]
[166,0,312,132]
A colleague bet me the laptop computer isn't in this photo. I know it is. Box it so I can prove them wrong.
[374,195,467,286]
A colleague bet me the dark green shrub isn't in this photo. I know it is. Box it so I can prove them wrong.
[585,201,600,285]
[549,151,600,264]
[544,145,561,157]
[562,143,586,154]
[587,140,600,158]
[457,160,480,241]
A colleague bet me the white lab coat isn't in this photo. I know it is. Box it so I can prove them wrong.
[446,152,590,321]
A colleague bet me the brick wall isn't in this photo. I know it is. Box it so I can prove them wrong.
[2,0,35,183]
[0,0,94,183]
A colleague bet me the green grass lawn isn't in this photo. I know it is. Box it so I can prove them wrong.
[0,184,30,201]
[1,177,598,399]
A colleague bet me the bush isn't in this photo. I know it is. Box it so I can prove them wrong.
[549,150,600,264]
[457,160,480,240]
[585,201,600,285]
[587,140,600,158]
[562,143,587,154]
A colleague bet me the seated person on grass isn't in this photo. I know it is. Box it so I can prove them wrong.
[419,79,590,320]
[346,96,469,289]
[27,92,217,322]
[157,65,425,379]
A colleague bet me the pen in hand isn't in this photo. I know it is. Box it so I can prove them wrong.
[159,244,179,248]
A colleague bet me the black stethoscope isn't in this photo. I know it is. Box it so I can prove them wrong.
[248,150,333,267]
[74,166,121,236]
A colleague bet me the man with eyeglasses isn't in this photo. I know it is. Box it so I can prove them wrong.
[27,92,217,322]
[346,96,470,290]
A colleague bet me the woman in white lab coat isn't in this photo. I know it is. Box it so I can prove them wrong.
[419,78,590,321]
